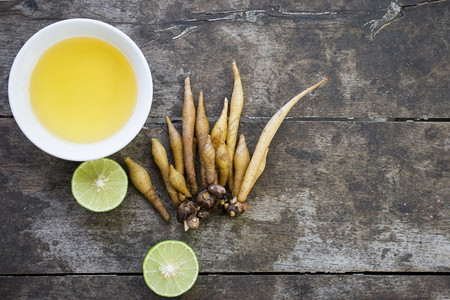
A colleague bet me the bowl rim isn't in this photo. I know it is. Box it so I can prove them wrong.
[8,18,152,161]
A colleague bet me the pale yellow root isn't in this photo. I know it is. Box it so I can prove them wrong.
[232,134,250,197]
[237,78,328,203]
[248,148,268,194]
[211,97,228,150]
[182,77,198,194]
[151,138,179,205]
[178,193,186,202]
[169,165,192,198]
[165,116,184,175]
[195,91,210,189]
[202,135,218,185]
[124,157,170,221]
[226,61,244,192]
[215,137,230,186]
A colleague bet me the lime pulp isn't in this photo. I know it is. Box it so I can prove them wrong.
[71,158,128,212]
[143,240,199,297]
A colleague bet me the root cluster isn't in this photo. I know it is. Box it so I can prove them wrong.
[177,184,248,230]
[126,61,327,231]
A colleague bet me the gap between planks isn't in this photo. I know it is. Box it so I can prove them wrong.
[146,117,450,124]
[2,271,450,277]
[1,115,449,122]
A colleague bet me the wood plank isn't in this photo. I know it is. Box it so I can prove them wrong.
[1,1,449,118]
[1,118,448,274]
[1,0,396,21]
[1,274,449,300]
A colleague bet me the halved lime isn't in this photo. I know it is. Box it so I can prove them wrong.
[143,240,199,297]
[71,158,128,212]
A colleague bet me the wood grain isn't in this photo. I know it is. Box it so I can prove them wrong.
[1,0,449,118]
[1,274,449,300]
[0,1,449,298]
[1,118,448,274]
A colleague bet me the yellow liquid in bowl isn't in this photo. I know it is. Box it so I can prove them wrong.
[29,37,137,144]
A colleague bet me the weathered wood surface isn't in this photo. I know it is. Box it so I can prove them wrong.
[1,0,449,298]
[1,118,449,274]
[1,275,450,300]
[0,0,449,118]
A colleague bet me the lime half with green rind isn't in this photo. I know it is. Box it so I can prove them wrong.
[143,240,199,297]
[71,158,128,212]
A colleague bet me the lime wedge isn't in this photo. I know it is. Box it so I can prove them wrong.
[71,158,128,212]
[143,240,199,297]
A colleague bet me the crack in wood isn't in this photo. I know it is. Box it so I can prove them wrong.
[364,2,403,40]
[403,0,448,7]
[157,6,340,39]
[364,0,448,40]
[131,6,341,39]
[201,6,339,22]
[171,25,199,40]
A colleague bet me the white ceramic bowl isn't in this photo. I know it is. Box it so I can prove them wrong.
[8,18,152,161]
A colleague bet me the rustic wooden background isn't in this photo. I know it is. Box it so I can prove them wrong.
[1,0,449,299]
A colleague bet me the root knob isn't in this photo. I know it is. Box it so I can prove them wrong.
[177,200,196,223]
[226,199,249,217]
[187,214,200,230]
[208,184,226,198]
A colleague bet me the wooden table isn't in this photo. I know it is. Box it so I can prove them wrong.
[1,1,449,299]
